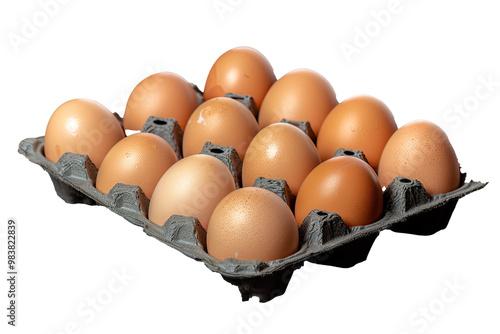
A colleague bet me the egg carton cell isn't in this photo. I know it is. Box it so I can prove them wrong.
[19,122,486,302]
[224,92,259,119]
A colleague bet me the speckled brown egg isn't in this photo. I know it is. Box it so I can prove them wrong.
[96,133,178,199]
[44,98,125,168]
[123,72,199,131]
[258,69,338,136]
[242,123,320,195]
[377,120,461,195]
[182,97,259,160]
[148,154,236,229]
[295,156,383,227]
[316,95,398,170]
[207,187,298,262]
[204,46,276,109]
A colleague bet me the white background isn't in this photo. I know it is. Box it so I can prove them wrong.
[1,0,499,333]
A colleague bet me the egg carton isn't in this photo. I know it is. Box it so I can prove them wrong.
[18,100,487,303]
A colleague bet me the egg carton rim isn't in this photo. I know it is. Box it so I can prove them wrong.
[18,135,487,279]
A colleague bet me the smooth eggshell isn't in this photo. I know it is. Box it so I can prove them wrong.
[123,72,199,131]
[295,156,383,227]
[207,187,298,262]
[242,123,320,195]
[44,98,125,168]
[258,69,338,136]
[96,133,178,199]
[182,97,259,160]
[148,154,236,229]
[377,120,461,195]
[204,46,276,109]
[317,95,398,169]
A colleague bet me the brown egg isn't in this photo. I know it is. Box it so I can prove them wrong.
[258,69,338,136]
[123,72,199,131]
[295,156,383,227]
[207,187,298,262]
[204,46,276,109]
[182,97,259,160]
[378,120,461,195]
[242,123,320,195]
[96,133,177,199]
[44,98,125,168]
[149,154,236,229]
[316,95,398,169]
